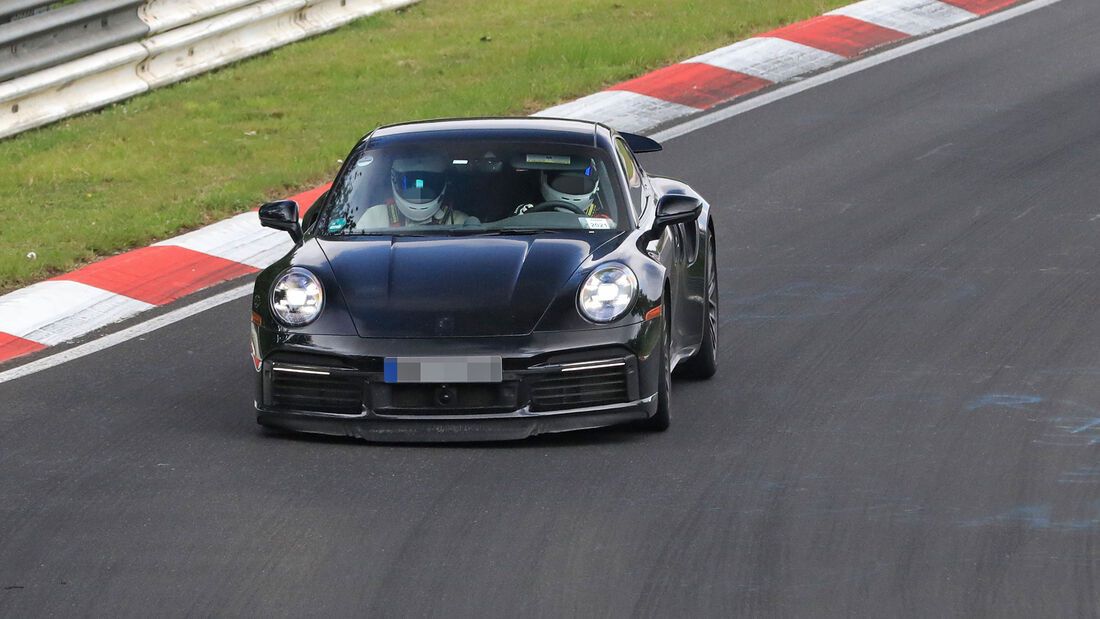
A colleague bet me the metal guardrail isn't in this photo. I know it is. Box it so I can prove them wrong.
[0,0,60,25]
[0,0,419,140]
[0,0,148,82]
[139,0,259,34]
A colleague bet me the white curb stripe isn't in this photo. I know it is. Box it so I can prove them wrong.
[691,38,847,84]
[654,0,1062,144]
[0,281,153,346]
[535,90,700,133]
[0,284,252,385]
[154,211,293,269]
[829,0,977,36]
[0,0,1054,373]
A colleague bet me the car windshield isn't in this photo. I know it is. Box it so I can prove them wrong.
[316,139,627,236]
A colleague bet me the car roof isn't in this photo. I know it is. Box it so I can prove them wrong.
[365,117,607,148]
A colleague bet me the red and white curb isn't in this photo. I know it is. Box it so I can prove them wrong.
[0,183,329,362]
[0,0,1025,365]
[537,0,1019,132]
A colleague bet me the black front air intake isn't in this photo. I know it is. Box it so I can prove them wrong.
[528,363,631,412]
[269,366,364,415]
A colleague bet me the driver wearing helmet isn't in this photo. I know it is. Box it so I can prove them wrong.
[514,163,605,217]
[358,155,478,228]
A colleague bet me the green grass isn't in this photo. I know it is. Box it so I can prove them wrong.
[0,0,849,291]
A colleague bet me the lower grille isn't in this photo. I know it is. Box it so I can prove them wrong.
[263,351,636,416]
[529,364,630,412]
[269,368,364,415]
[371,382,520,416]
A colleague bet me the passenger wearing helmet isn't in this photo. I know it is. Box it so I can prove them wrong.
[357,155,478,228]
[514,163,605,217]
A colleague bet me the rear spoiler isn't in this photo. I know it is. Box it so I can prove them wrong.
[620,131,663,154]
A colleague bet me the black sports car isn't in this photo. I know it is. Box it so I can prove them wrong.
[251,117,718,441]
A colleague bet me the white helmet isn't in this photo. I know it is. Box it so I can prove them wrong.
[540,163,598,209]
[391,155,448,222]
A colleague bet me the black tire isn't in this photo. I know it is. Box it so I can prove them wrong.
[642,311,672,432]
[677,234,718,379]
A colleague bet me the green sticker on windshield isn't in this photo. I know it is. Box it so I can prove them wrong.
[327,217,347,233]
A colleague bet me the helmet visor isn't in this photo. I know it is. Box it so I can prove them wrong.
[546,169,597,196]
[392,170,446,203]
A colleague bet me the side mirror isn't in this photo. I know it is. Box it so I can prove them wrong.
[259,199,302,245]
[654,194,703,229]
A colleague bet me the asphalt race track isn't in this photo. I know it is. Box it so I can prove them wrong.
[2,1,1099,615]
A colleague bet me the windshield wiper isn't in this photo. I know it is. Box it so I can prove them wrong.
[337,231,430,237]
[330,228,568,238]
[442,228,564,236]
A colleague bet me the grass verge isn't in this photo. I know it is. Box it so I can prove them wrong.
[0,0,849,291]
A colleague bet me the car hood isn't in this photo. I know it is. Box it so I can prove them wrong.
[318,233,606,337]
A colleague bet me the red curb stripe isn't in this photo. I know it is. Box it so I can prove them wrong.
[54,246,258,306]
[1,0,1030,370]
[609,63,771,110]
[764,15,909,58]
[0,333,47,363]
[251,182,333,212]
[939,0,1019,15]
[291,182,332,214]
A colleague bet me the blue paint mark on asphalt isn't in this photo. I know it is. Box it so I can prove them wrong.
[962,503,1100,531]
[1058,467,1100,484]
[1045,417,1100,446]
[1037,401,1100,446]
[726,282,864,323]
[959,397,1100,446]
[732,282,865,305]
[1070,418,1100,434]
[963,505,1052,529]
[724,268,980,324]
[836,392,946,406]
[1037,367,1100,376]
[965,394,1043,411]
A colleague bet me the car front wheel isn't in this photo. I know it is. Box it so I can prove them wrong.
[641,310,672,432]
[677,234,718,379]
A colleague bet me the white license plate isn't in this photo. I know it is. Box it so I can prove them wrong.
[383,356,503,383]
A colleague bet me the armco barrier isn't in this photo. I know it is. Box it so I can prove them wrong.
[139,0,312,88]
[0,0,148,82]
[0,0,418,140]
[0,43,150,137]
[139,1,259,34]
[301,0,414,34]
[0,0,57,25]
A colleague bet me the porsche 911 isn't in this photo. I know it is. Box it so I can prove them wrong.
[251,117,718,441]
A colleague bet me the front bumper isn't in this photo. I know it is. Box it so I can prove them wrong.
[257,396,656,442]
[253,321,662,442]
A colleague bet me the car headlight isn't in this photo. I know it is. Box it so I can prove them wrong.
[578,263,638,323]
[270,267,324,327]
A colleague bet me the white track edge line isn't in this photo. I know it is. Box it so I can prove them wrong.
[0,284,252,384]
[652,0,1065,143]
[0,0,1064,384]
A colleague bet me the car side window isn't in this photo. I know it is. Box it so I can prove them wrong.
[614,138,641,187]
[614,138,643,218]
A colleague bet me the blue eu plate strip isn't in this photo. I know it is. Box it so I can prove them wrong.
[383,358,398,383]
